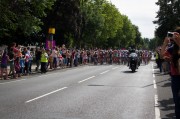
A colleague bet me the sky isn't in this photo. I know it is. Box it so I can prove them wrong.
[110,0,159,39]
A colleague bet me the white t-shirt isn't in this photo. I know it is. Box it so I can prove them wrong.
[51,49,57,58]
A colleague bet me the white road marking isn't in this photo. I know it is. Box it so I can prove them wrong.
[153,79,157,89]
[100,70,110,74]
[78,76,95,83]
[152,63,161,119]
[152,63,155,78]
[152,64,157,89]
[0,79,27,85]
[25,87,68,103]
[155,94,161,119]
[112,67,118,70]
[152,63,154,69]
[153,68,155,78]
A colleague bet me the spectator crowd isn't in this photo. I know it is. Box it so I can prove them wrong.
[0,42,152,80]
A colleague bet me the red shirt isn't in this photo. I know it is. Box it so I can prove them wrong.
[166,47,180,76]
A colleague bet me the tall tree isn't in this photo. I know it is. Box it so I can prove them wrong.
[79,0,105,48]
[154,0,180,40]
[42,0,81,47]
[100,3,123,43]
[119,15,136,48]
[133,25,142,49]
[0,0,55,45]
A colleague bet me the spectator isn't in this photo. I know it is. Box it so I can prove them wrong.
[14,57,21,78]
[66,50,71,67]
[10,42,19,58]
[161,27,180,119]
[19,54,25,75]
[51,47,58,69]
[27,47,32,73]
[35,47,41,71]
[155,48,160,68]
[47,49,53,69]
[8,48,15,78]
[158,48,164,74]
[174,32,180,47]
[0,49,9,80]
[40,48,48,73]
[24,47,30,75]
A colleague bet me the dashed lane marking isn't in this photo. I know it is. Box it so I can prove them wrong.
[152,63,161,119]
[153,69,155,78]
[100,70,110,74]
[155,94,161,119]
[25,87,68,103]
[78,76,95,83]
[153,79,157,89]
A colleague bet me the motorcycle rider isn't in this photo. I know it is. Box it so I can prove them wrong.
[128,47,139,69]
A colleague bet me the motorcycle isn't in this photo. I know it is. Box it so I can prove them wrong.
[129,53,138,72]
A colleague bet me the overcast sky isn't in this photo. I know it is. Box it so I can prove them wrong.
[110,0,159,39]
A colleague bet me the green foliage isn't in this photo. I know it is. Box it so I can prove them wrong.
[0,0,148,49]
[154,0,180,40]
[101,3,123,40]
[112,15,136,49]
[79,0,105,47]
[148,37,159,51]
[0,0,55,45]
[41,0,81,47]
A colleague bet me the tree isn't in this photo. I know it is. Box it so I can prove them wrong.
[154,0,180,40]
[133,25,143,49]
[118,15,136,48]
[0,0,144,49]
[100,2,123,46]
[41,0,82,47]
[79,0,106,48]
[0,0,55,45]
[148,37,159,51]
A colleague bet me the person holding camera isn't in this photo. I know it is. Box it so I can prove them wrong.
[161,27,180,118]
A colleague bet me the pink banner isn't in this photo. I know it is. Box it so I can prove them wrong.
[46,40,56,49]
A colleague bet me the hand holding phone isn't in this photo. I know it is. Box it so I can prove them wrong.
[163,37,170,45]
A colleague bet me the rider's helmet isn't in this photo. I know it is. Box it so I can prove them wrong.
[131,49,135,53]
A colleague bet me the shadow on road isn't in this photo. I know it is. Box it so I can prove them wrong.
[141,79,170,88]
[161,80,171,87]
[158,98,175,119]
[88,84,105,87]
[163,113,176,119]
[122,71,137,73]
[153,72,160,74]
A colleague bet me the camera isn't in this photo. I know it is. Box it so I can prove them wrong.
[167,32,174,38]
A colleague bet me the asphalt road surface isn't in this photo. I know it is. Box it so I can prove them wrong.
[0,63,156,119]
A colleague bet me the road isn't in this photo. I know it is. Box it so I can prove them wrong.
[0,63,156,119]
